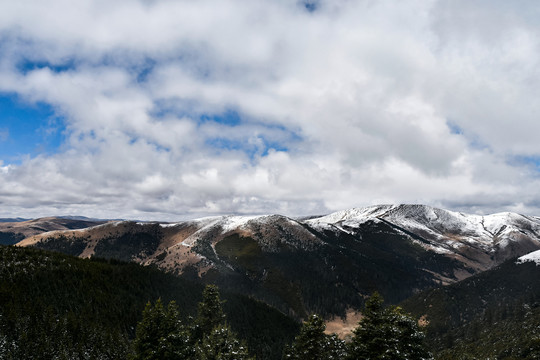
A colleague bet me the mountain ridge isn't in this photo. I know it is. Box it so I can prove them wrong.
[11,204,540,318]
[14,204,540,276]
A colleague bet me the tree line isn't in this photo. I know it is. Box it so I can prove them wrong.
[133,286,432,360]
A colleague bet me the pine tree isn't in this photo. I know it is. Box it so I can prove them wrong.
[521,335,540,359]
[347,292,432,360]
[132,285,254,359]
[195,325,253,360]
[193,284,253,360]
[194,285,227,341]
[284,314,347,360]
[326,333,349,360]
[132,299,192,360]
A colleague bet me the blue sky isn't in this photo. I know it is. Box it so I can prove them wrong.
[1,0,540,220]
[0,94,65,163]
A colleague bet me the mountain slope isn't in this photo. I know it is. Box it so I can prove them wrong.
[401,250,540,359]
[0,244,298,360]
[16,204,540,318]
[18,215,461,317]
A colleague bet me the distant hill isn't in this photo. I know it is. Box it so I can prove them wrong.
[0,216,107,245]
[0,217,28,223]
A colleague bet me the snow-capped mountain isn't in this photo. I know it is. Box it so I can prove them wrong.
[10,204,540,317]
[307,204,540,271]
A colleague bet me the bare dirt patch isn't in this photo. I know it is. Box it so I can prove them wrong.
[325,309,363,340]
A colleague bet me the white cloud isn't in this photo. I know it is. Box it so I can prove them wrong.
[0,0,540,220]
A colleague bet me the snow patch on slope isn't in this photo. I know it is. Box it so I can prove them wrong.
[178,215,272,247]
[221,215,268,232]
[305,205,390,233]
[180,217,223,247]
[159,222,181,228]
[516,250,540,265]
[307,205,394,224]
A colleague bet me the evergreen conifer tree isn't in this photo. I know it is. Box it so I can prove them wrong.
[347,292,432,360]
[284,314,347,360]
[194,285,227,340]
[132,299,192,360]
[195,325,253,360]
[132,285,254,359]
[193,284,253,360]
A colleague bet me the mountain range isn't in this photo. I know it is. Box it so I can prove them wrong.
[4,204,540,358]
[7,204,540,319]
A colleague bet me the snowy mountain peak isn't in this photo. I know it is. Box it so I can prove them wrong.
[220,214,272,232]
[307,204,470,228]
[306,205,393,224]
[306,204,540,267]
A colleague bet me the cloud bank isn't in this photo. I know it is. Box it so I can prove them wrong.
[1,0,540,220]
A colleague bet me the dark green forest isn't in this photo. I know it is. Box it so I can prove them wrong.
[1,243,540,359]
[0,245,298,359]
[132,289,432,360]
[402,259,540,359]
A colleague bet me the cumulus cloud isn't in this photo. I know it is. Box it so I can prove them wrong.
[0,0,540,220]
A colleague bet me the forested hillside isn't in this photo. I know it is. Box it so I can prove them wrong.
[402,259,540,359]
[0,245,298,359]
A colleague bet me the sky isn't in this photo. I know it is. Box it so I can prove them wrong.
[1,0,540,221]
